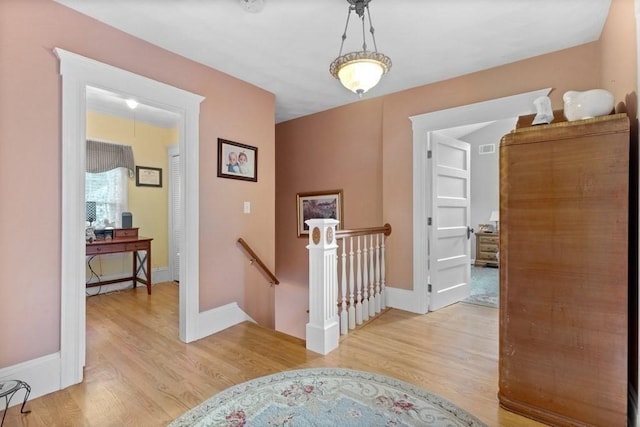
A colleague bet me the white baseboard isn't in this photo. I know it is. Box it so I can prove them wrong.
[191,302,256,342]
[153,267,170,283]
[0,353,60,408]
[85,267,170,295]
[386,286,428,314]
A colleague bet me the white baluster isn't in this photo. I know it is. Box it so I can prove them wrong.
[362,235,370,322]
[340,238,348,335]
[355,236,363,325]
[375,233,381,314]
[348,237,356,330]
[380,233,386,309]
[368,234,375,318]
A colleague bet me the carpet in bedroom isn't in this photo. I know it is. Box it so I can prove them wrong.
[463,265,498,308]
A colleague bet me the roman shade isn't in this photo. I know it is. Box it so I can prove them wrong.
[86,140,135,177]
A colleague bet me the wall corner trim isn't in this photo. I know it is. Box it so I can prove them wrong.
[385,286,428,314]
[192,302,256,342]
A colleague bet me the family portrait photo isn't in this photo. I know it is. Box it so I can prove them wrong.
[217,138,258,182]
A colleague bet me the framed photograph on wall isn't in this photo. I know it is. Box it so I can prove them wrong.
[296,189,343,237]
[217,138,258,182]
[135,166,162,187]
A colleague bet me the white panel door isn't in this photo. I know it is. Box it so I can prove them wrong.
[428,133,472,311]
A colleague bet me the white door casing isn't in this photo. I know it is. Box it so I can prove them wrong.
[56,48,204,388]
[427,133,471,311]
[168,146,181,282]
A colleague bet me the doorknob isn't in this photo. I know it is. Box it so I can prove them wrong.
[467,226,474,239]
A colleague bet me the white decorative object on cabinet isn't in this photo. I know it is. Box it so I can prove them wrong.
[563,89,614,121]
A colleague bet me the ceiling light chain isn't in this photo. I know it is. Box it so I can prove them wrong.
[337,6,352,57]
[366,6,378,52]
[359,8,368,51]
[330,0,392,97]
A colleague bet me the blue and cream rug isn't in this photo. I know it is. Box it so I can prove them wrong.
[169,368,487,426]
[463,266,498,308]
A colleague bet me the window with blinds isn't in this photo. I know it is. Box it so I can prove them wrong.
[86,167,128,228]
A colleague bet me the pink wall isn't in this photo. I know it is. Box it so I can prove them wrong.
[275,100,384,337]
[275,0,637,338]
[601,0,638,118]
[0,0,276,367]
[381,43,603,289]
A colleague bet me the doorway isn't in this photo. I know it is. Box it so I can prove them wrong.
[435,118,514,309]
[56,47,204,388]
[410,88,552,314]
[85,87,181,293]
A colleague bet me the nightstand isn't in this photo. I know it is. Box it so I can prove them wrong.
[474,231,499,267]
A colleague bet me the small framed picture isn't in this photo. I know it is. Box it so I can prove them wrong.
[136,166,162,187]
[296,189,343,237]
[478,224,492,232]
[217,138,258,182]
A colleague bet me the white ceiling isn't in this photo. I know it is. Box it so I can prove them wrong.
[57,0,612,126]
[86,86,181,128]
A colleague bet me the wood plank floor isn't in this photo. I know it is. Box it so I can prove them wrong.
[2,282,544,426]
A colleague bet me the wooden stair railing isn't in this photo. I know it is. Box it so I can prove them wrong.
[336,223,392,238]
[237,238,279,285]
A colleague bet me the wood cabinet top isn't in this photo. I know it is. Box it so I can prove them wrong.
[502,113,629,146]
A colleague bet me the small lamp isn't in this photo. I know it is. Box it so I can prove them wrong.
[86,201,97,227]
[489,210,499,232]
[86,201,97,242]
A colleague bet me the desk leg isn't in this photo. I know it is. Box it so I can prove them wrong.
[134,250,152,295]
[132,251,138,290]
[146,249,152,294]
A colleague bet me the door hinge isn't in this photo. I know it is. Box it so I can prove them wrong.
[428,217,432,226]
[427,150,432,159]
[428,284,432,292]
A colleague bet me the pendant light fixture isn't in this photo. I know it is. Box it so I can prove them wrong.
[125,99,138,109]
[329,0,391,97]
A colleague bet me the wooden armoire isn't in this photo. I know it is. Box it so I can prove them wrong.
[498,113,631,426]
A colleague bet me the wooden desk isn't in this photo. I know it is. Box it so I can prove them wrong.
[86,228,153,294]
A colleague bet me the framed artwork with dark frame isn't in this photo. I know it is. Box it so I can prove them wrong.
[135,166,162,187]
[296,189,343,237]
[217,138,258,182]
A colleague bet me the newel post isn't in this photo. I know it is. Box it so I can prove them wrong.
[305,218,340,355]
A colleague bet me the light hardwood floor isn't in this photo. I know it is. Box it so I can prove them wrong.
[3,282,544,426]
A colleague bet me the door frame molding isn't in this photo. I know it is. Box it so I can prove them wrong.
[168,145,180,282]
[56,48,204,388]
[634,2,640,424]
[404,88,551,314]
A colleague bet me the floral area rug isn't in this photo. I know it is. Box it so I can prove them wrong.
[168,368,487,426]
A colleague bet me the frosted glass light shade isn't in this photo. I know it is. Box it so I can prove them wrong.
[330,51,391,96]
[338,60,384,95]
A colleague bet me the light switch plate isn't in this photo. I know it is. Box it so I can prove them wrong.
[243,201,251,214]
